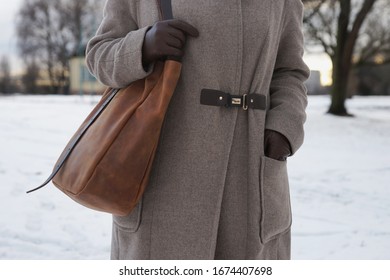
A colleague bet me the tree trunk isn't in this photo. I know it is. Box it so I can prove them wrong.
[327,0,377,116]
[328,57,350,115]
[328,0,351,116]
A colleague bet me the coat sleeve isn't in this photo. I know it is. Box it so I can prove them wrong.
[265,0,310,155]
[85,0,155,88]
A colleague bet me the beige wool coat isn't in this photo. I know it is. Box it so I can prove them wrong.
[86,0,310,260]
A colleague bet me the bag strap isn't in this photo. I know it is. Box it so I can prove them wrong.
[26,0,174,194]
[158,0,174,20]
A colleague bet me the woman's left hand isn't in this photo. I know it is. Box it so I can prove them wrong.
[264,130,292,161]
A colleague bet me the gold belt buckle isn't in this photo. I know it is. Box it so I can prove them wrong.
[231,97,242,105]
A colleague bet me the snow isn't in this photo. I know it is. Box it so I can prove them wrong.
[0,95,111,260]
[289,96,390,259]
[0,94,389,260]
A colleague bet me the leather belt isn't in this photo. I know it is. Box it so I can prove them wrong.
[200,89,266,110]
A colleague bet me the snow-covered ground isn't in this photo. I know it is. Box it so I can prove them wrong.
[0,94,389,260]
[290,96,390,259]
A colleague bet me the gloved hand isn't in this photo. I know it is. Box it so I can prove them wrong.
[264,129,292,161]
[142,19,199,68]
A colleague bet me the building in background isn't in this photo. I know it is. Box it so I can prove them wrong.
[69,52,104,95]
[305,70,327,95]
[351,63,390,96]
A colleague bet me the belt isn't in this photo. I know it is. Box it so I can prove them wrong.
[200,89,266,110]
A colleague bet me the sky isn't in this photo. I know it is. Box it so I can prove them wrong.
[0,0,332,85]
[305,53,332,86]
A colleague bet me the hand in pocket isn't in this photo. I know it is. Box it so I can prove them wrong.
[264,129,291,161]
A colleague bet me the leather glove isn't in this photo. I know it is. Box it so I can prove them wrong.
[142,19,199,68]
[264,129,292,161]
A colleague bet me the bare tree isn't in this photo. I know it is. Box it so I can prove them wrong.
[303,0,388,116]
[354,1,390,65]
[0,55,13,94]
[62,0,103,55]
[15,0,103,94]
[22,59,40,93]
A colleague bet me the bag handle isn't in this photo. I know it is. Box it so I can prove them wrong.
[27,0,174,194]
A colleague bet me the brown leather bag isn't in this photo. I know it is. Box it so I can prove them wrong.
[27,0,181,216]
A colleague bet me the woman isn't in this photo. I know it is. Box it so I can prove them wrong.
[86,0,309,260]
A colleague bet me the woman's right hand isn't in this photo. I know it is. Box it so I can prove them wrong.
[142,19,199,67]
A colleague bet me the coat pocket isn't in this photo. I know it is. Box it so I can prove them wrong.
[113,198,143,233]
[259,156,292,244]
